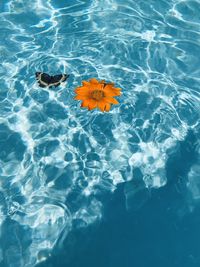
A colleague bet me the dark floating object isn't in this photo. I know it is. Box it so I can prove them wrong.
[35,72,69,88]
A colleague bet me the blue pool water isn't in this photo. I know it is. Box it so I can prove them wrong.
[0,0,200,266]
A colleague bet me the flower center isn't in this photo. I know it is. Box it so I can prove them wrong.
[91,90,105,101]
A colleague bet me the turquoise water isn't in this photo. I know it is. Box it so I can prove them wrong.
[0,0,200,266]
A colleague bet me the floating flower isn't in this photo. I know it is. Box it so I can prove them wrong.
[74,78,121,112]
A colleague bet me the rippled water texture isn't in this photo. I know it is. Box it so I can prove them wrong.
[0,0,200,266]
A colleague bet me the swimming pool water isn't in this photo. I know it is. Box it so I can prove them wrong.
[0,0,200,267]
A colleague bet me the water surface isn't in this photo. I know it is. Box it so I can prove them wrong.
[0,0,200,267]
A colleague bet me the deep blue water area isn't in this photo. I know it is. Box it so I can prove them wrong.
[38,187,200,267]
[37,130,200,267]
[0,0,200,267]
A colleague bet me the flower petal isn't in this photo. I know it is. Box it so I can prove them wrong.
[75,87,90,96]
[90,78,99,84]
[88,99,97,110]
[104,89,121,97]
[81,99,91,108]
[104,97,119,104]
[82,81,90,86]
[105,84,121,92]
[100,80,106,84]
[97,100,106,112]
[104,103,111,112]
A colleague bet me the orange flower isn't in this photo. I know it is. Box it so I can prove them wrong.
[74,78,121,112]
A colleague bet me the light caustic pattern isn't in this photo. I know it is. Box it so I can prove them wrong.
[0,0,200,266]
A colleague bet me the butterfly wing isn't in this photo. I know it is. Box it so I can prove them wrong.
[50,74,70,87]
[35,72,69,88]
[35,72,52,87]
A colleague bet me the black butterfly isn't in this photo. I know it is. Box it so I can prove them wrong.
[35,72,69,88]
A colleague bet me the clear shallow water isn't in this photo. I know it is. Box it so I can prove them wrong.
[0,0,200,266]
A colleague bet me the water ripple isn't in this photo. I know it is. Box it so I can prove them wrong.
[0,0,200,266]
